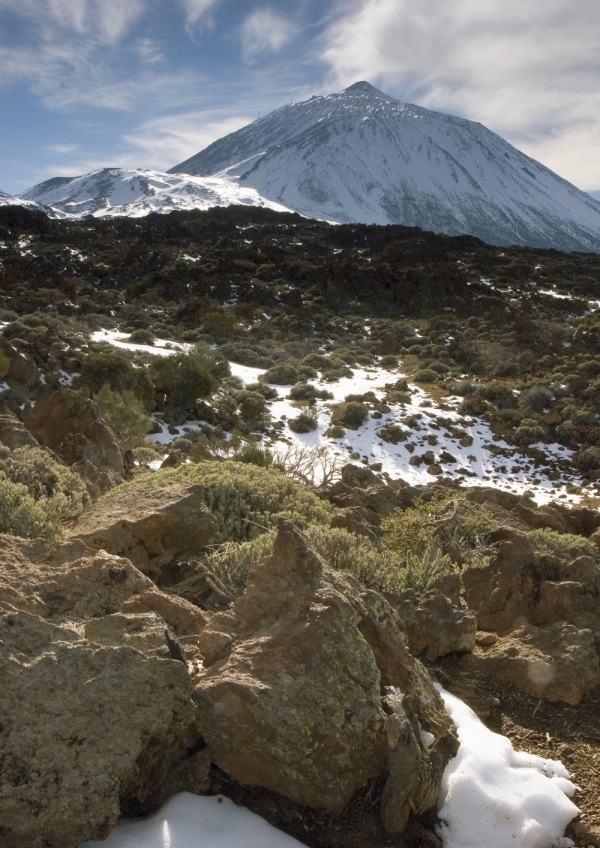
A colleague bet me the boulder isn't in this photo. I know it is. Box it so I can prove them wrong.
[24,387,123,475]
[0,338,39,387]
[461,536,537,633]
[0,405,38,448]
[70,480,217,583]
[0,609,195,848]
[393,588,477,661]
[84,611,186,660]
[193,519,455,830]
[462,621,600,705]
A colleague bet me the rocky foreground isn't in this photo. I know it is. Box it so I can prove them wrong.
[2,386,600,846]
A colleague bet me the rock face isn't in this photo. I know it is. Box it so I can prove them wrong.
[0,533,209,847]
[193,519,456,830]
[71,480,218,583]
[0,610,195,848]
[0,405,39,449]
[24,387,124,476]
[393,588,477,661]
[463,621,600,705]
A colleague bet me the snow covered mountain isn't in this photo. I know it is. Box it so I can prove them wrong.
[20,168,291,219]
[170,81,600,252]
[0,189,43,212]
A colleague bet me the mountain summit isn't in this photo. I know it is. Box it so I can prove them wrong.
[170,81,600,252]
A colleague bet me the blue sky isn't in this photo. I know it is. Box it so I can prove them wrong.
[2,0,600,199]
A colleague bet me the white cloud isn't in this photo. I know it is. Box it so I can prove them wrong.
[134,37,163,64]
[240,7,295,63]
[320,0,600,189]
[44,143,78,154]
[178,0,219,31]
[0,0,146,44]
[123,112,252,169]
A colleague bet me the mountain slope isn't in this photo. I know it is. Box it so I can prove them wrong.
[0,188,44,212]
[21,168,291,219]
[170,81,600,252]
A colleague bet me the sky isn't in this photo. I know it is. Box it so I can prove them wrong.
[2,0,600,199]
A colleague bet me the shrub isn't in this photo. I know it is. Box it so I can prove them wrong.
[111,461,334,542]
[262,363,299,386]
[151,352,218,411]
[477,383,515,409]
[527,527,599,560]
[382,493,496,568]
[246,381,278,400]
[0,477,59,539]
[128,328,155,345]
[233,444,274,468]
[340,401,369,429]
[0,351,10,379]
[202,311,237,339]
[288,410,319,433]
[513,419,546,447]
[574,446,600,471]
[327,424,346,439]
[81,352,138,394]
[518,385,554,414]
[0,445,88,522]
[192,344,231,380]
[380,355,399,369]
[414,369,439,383]
[218,345,274,370]
[378,423,407,444]
[93,384,153,449]
[426,360,450,375]
[289,383,333,401]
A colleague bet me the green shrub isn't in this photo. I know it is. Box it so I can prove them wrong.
[82,352,138,394]
[129,328,155,345]
[262,363,299,385]
[202,311,237,339]
[414,369,439,383]
[114,460,334,542]
[151,352,218,411]
[340,401,369,429]
[513,419,546,447]
[191,344,231,380]
[218,345,274,370]
[380,355,399,369]
[518,385,554,414]
[327,424,346,439]
[527,527,599,560]
[288,410,319,433]
[289,383,333,401]
[0,445,88,522]
[0,477,59,539]
[93,384,153,449]
[383,493,495,568]
[574,446,600,471]
[426,360,450,374]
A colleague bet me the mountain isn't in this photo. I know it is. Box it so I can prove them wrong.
[170,81,600,252]
[20,168,291,219]
[0,188,43,212]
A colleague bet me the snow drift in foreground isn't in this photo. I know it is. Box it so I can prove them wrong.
[171,81,600,252]
[435,685,579,848]
[78,688,579,848]
[19,169,292,219]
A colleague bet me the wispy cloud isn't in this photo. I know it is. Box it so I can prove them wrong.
[320,0,600,189]
[240,7,295,63]
[123,111,253,169]
[178,0,220,32]
[0,0,147,44]
[44,143,78,154]
[134,37,163,65]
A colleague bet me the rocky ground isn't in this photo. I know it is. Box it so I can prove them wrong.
[1,204,600,847]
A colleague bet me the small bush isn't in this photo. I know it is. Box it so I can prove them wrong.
[574,446,600,471]
[262,363,299,386]
[380,355,399,369]
[414,369,439,383]
[0,445,88,522]
[151,352,218,411]
[111,461,334,542]
[513,418,546,447]
[0,477,59,539]
[426,360,450,374]
[518,385,554,414]
[527,527,599,561]
[289,383,333,401]
[93,384,153,449]
[128,328,155,345]
[288,410,319,433]
[339,401,369,430]
[327,424,346,439]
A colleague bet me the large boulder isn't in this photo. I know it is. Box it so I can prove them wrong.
[0,610,196,848]
[462,621,600,705]
[70,480,218,583]
[0,338,39,388]
[193,519,456,832]
[24,387,124,476]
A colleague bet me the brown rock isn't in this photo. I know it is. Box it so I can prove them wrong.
[120,588,207,636]
[0,339,39,387]
[534,580,600,633]
[24,387,123,475]
[194,520,454,823]
[0,405,38,448]
[461,549,536,633]
[84,611,184,659]
[0,610,195,848]
[394,589,477,661]
[462,621,600,705]
[70,480,217,582]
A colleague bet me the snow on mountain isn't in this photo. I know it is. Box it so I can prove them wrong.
[20,169,291,219]
[0,188,44,212]
[170,81,600,252]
